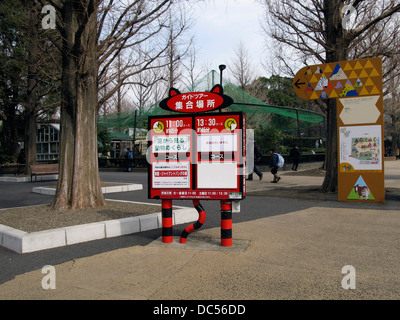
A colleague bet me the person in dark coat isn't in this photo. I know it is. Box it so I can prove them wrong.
[17,149,26,164]
[125,147,133,172]
[269,148,280,183]
[290,145,301,171]
[248,142,263,181]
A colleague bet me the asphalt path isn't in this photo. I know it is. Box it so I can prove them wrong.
[0,168,399,289]
[0,171,315,285]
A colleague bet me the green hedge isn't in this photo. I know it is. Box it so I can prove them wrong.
[254,127,325,155]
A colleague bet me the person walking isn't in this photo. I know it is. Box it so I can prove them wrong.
[290,145,301,171]
[269,148,280,183]
[125,147,133,172]
[248,142,263,180]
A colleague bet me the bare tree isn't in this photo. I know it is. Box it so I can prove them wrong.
[36,0,184,210]
[164,9,190,88]
[180,41,204,91]
[384,58,400,152]
[231,41,256,90]
[130,66,163,114]
[101,1,195,116]
[25,1,42,173]
[97,1,193,110]
[7,0,61,174]
[259,0,400,192]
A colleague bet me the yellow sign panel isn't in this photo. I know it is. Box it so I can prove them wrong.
[293,58,382,100]
[293,57,385,203]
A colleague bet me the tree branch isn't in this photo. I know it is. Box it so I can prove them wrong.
[349,3,400,41]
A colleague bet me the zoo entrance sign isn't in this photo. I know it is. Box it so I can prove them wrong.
[148,84,246,246]
[293,57,385,203]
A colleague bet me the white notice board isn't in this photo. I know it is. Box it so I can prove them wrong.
[197,162,237,189]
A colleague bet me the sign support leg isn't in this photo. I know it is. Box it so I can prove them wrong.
[220,200,232,246]
[162,199,173,243]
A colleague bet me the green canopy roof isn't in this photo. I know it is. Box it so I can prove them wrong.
[98,70,325,132]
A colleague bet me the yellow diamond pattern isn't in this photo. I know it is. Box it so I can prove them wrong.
[303,58,381,98]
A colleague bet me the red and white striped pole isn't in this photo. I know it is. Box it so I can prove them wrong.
[161,199,173,243]
[220,200,232,246]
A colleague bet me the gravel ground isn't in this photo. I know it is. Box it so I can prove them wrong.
[0,201,162,233]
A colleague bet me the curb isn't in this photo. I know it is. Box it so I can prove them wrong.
[0,174,58,183]
[32,183,143,195]
[0,200,198,254]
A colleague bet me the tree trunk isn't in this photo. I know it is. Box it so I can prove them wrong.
[390,114,399,153]
[52,1,105,210]
[2,104,19,161]
[321,99,338,192]
[25,0,40,175]
[320,0,348,193]
[24,110,37,173]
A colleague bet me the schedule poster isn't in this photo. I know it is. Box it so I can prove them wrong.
[148,112,245,200]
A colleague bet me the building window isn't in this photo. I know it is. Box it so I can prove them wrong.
[36,124,60,161]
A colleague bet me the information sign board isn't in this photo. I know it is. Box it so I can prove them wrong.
[293,57,385,203]
[148,112,245,200]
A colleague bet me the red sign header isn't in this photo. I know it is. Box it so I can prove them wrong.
[159,84,233,113]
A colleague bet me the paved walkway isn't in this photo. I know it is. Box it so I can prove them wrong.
[246,160,400,191]
[0,161,399,300]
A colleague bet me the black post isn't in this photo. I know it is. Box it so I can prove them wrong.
[218,65,226,113]
[219,64,226,86]
[132,109,137,163]
[296,109,303,152]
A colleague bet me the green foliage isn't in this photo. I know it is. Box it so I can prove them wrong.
[0,1,28,161]
[257,75,311,108]
[254,126,284,155]
[0,142,13,164]
[269,114,298,132]
[97,128,113,156]
[282,135,325,154]
[254,128,326,155]
[0,0,27,103]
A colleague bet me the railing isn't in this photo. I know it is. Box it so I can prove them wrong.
[0,164,25,176]
[98,157,148,169]
[1,154,324,175]
[257,153,325,165]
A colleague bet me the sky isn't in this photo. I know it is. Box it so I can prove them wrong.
[189,0,269,82]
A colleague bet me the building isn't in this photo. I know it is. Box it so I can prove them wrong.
[36,123,60,161]
[35,123,147,162]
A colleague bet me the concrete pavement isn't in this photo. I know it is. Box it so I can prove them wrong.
[0,161,399,300]
[0,205,399,300]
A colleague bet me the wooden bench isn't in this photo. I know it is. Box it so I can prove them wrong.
[30,164,59,182]
[0,164,25,176]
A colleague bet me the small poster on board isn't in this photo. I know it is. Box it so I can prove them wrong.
[339,125,382,171]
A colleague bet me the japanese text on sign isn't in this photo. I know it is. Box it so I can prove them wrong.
[152,135,190,153]
[152,162,190,189]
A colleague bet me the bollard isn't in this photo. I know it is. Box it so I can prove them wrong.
[161,199,173,243]
[220,200,232,246]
